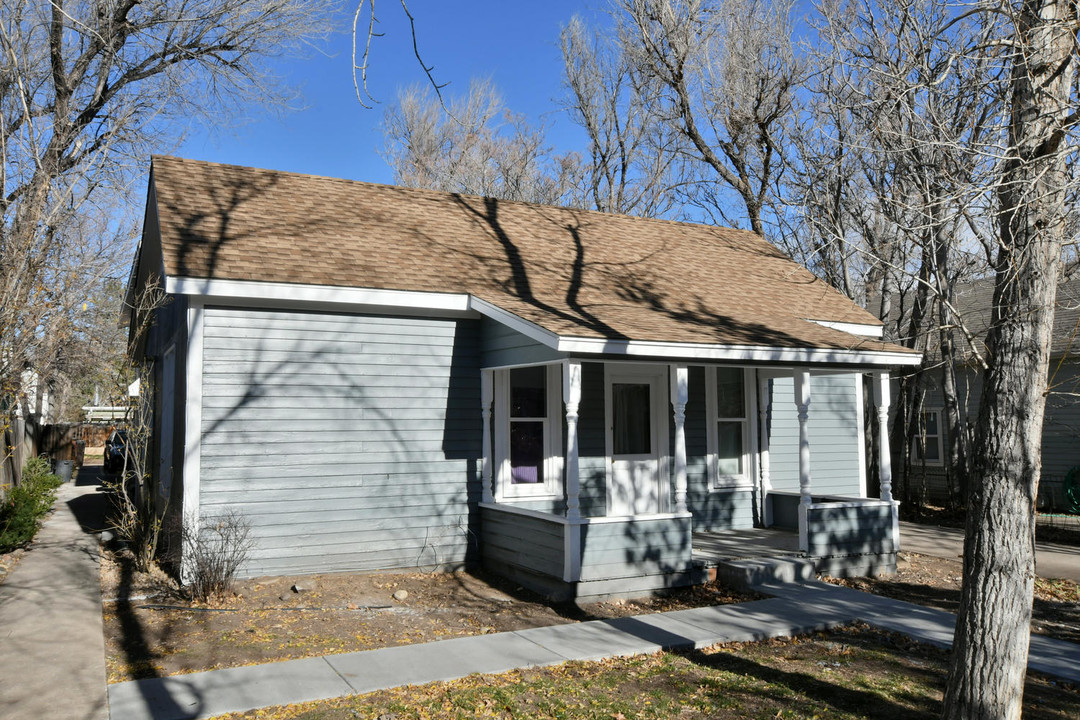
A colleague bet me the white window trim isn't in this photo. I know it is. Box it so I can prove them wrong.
[911,407,945,467]
[493,364,564,501]
[706,366,758,489]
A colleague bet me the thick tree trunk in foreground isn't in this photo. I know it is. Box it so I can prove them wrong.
[942,2,1076,718]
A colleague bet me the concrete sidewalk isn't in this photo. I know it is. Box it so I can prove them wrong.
[5,475,1078,720]
[0,465,110,720]
[108,578,1080,720]
[900,521,1079,582]
[108,594,858,720]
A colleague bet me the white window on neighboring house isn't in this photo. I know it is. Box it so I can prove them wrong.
[706,367,755,488]
[494,365,563,500]
[912,409,944,466]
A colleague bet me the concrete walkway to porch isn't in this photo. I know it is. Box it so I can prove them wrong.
[4,469,1078,720]
[109,578,1080,720]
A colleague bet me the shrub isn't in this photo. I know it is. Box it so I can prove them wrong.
[181,509,254,602]
[0,457,63,553]
[105,472,164,574]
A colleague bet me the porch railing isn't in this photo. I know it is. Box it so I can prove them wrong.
[767,491,900,558]
[479,503,694,590]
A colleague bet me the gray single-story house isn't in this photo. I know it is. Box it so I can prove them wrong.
[127,156,921,599]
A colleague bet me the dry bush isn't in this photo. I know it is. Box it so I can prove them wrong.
[182,510,254,602]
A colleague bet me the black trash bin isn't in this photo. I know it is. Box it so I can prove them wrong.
[54,459,74,483]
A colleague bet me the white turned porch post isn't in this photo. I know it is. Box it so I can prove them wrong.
[872,371,894,502]
[670,364,689,513]
[873,370,900,552]
[794,368,812,552]
[758,375,772,526]
[480,369,494,504]
[563,360,583,521]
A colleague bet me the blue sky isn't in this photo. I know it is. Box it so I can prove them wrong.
[177,1,607,185]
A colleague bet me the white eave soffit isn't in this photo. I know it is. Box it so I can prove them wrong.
[467,297,918,367]
[164,277,919,367]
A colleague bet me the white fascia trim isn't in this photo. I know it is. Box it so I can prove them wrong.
[555,336,922,367]
[810,319,884,338]
[165,276,472,313]
[467,296,561,350]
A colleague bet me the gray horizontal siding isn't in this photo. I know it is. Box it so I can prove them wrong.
[577,362,608,517]
[480,507,565,578]
[578,517,691,581]
[690,487,754,531]
[806,502,896,556]
[480,317,564,367]
[199,307,481,577]
[685,366,754,530]
[770,373,864,497]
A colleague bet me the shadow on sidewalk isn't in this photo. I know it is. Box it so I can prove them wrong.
[66,463,110,534]
[75,463,197,720]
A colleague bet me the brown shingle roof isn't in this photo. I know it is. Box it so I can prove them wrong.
[149,156,916,355]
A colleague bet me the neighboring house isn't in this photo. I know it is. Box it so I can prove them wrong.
[81,379,141,424]
[126,156,920,599]
[905,277,1080,511]
[1,370,54,490]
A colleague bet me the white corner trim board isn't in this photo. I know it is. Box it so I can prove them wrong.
[182,300,205,554]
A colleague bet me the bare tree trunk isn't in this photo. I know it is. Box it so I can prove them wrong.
[938,327,967,509]
[890,256,933,510]
[933,222,968,510]
[942,2,1076,717]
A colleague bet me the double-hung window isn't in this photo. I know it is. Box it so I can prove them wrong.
[911,409,944,466]
[495,365,562,499]
[707,367,753,488]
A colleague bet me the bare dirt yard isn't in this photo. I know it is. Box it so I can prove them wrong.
[100,550,758,683]
[101,546,1079,685]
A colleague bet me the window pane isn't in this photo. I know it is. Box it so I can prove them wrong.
[923,411,939,435]
[510,420,544,483]
[717,421,744,476]
[716,368,745,418]
[510,366,546,418]
[613,382,651,455]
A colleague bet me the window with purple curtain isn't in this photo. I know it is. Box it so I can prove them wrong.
[509,366,546,484]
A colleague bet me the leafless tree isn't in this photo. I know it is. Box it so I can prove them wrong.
[382,79,584,205]
[0,0,335,468]
[795,0,1002,509]
[612,0,803,235]
[795,0,1078,715]
[942,1,1078,716]
[559,15,686,217]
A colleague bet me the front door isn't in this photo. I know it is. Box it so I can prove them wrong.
[606,365,669,515]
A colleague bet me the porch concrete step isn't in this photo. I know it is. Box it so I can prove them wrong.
[714,557,817,591]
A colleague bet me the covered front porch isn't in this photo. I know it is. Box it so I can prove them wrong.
[477,357,903,600]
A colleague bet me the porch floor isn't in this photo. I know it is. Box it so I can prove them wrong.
[692,528,801,564]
